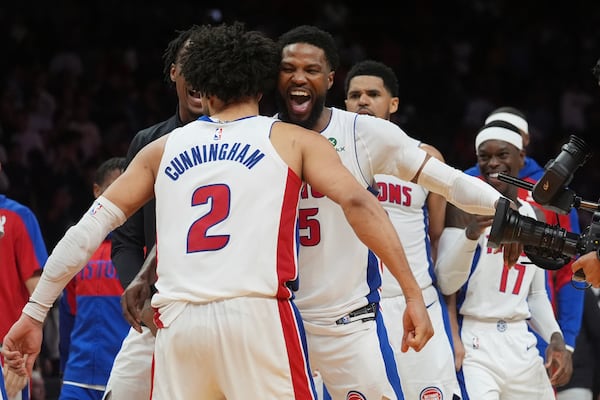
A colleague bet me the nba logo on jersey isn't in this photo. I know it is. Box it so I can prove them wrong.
[89,202,103,216]
[420,386,442,400]
[213,127,223,140]
[0,214,5,238]
[346,391,367,400]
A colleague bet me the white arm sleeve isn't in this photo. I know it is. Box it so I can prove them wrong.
[23,196,126,322]
[416,157,502,216]
[435,227,479,295]
[526,267,562,345]
[354,115,427,182]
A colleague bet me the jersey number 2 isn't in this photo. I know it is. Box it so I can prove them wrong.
[187,184,230,252]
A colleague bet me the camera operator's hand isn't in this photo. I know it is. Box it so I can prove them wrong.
[572,251,600,288]
[467,213,522,268]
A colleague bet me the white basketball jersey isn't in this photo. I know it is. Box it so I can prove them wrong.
[152,116,301,327]
[376,174,434,297]
[458,201,541,320]
[294,108,422,323]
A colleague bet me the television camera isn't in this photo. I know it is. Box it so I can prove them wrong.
[487,135,600,282]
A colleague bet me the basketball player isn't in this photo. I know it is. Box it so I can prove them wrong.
[104,24,205,400]
[2,22,437,399]
[58,157,129,400]
[435,121,573,398]
[344,59,464,400]
[465,107,583,371]
[274,25,516,399]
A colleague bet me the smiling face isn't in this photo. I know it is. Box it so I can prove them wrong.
[477,139,525,199]
[345,75,398,120]
[276,43,334,130]
[171,61,205,123]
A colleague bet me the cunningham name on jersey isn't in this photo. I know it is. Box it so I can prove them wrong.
[164,142,266,180]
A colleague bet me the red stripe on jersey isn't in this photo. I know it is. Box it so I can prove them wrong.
[276,168,302,300]
[278,299,315,399]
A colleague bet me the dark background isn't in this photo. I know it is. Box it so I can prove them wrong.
[1,0,600,249]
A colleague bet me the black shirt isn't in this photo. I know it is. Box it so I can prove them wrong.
[111,112,186,288]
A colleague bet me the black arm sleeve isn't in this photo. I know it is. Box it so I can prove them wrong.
[111,209,146,288]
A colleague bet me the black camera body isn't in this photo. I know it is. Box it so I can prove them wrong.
[488,197,600,272]
[487,135,599,278]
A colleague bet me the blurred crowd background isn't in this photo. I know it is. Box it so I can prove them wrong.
[1,0,600,254]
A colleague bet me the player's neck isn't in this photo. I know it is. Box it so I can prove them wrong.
[209,97,259,123]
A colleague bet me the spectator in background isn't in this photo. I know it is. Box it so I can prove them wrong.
[58,157,129,400]
[0,159,48,400]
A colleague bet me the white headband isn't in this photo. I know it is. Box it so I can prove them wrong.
[475,126,523,151]
[485,112,528,135]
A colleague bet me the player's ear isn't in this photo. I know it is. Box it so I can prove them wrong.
[170,63,177,82]
[389,97,399,114]
[327,71,335,90]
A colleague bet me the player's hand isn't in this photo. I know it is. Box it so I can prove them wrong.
[121,276,152,333]
[139,298,158,336]
[545,333,573,387]
[572,251,600,288]
[2,314,43,377]
[401,297,434,352]
[3,362,28,397]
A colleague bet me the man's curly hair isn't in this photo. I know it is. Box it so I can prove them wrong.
[180,22,279,104]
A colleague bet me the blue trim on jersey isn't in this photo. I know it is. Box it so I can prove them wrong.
[422,203,437,287]
[290,301,319,400]
[350,114,373,188]
[456,246,482,311]
[366,250,382,304]
[0,366,8,400]
[438,290,470,400]
[376,309,405,399]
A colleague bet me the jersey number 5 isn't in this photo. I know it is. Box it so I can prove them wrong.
[299,208,321,246]
[187,184,230,252]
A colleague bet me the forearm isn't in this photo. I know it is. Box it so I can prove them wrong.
[24,197,126,322]
[435,227,478,295]
[417,157,501,216]
[136,244,158,286]
[528,270,562,344]
[344,195,421,299]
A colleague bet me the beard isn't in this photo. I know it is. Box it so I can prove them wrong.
[275,91,327,131]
